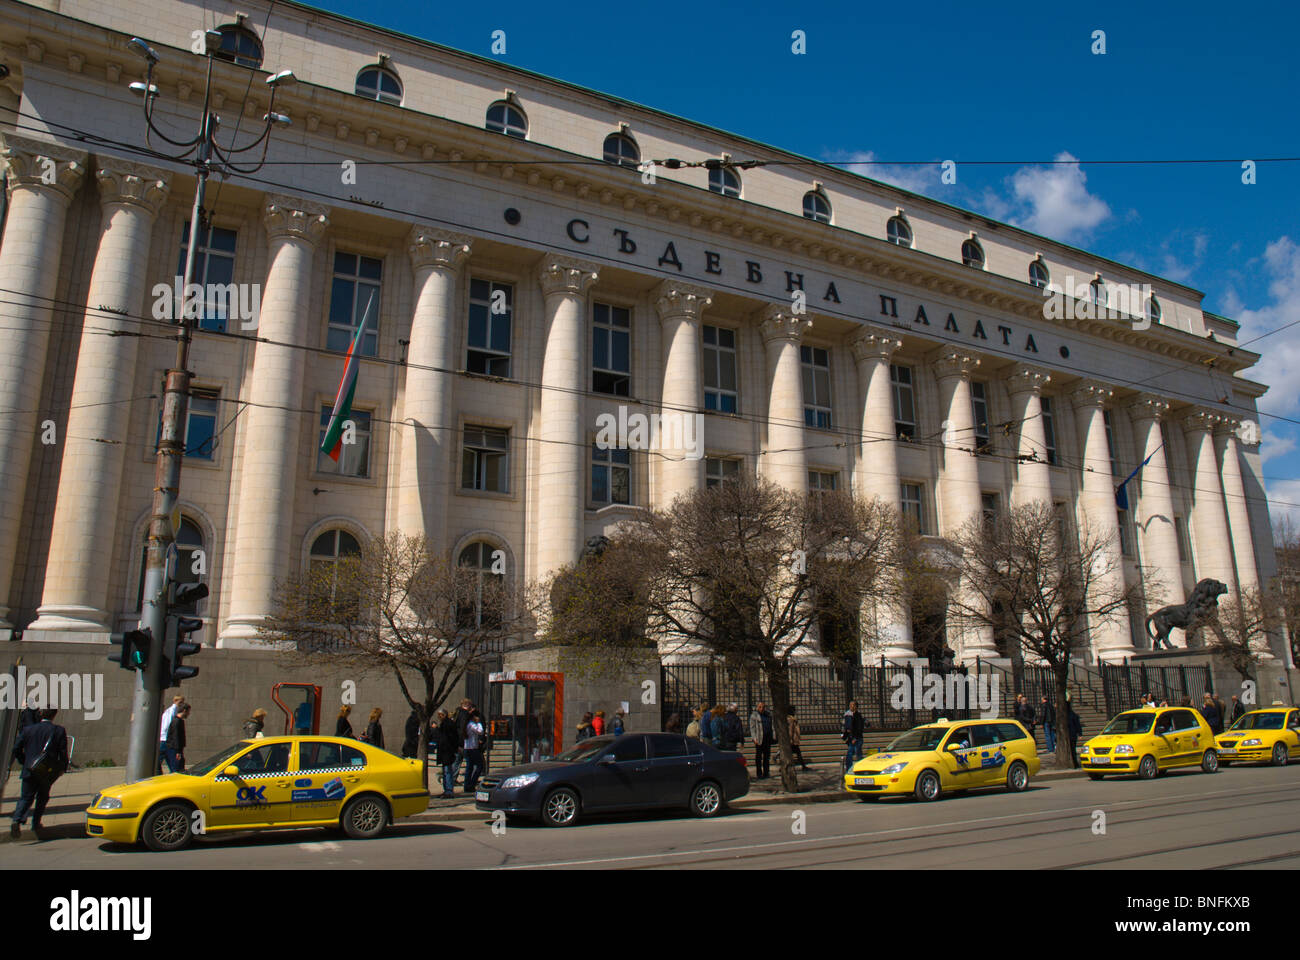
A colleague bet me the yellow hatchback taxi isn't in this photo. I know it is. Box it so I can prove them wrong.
[86,736,429,851]
[1080,707,1218,780]
[844,718,1040,802]
[1215,707,1300,766]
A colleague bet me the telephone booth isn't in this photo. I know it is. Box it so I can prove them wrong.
[272,682,322,735]
[488,670,564,765]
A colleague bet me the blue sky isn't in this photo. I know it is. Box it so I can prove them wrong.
[311,0,1299,521]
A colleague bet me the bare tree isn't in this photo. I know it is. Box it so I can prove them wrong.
[1272,517,1300,665]
[942,500,1149,768]
[1200,585,1281,683]
[622,473,901,791]
[259,532,525,789]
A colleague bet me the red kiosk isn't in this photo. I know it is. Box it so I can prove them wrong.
[271,682,322,735]
[488,670,564,764]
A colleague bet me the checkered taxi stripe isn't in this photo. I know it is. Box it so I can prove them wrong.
[215,764,366,782]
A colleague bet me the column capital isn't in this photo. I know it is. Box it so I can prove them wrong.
[1212,415,1244,438]
[1126,392,1171,423]
[1005,363,1052,396]
[929,348,980,381]
[538,256,599,298]
[1069,379,1114,409]
[654,280,713,323]
[1,132,88,204]
[1184,406,1230,435]
[263,195,330,245]
[407,226,472,272]
[849,324,902,363]
[94,158,171,218]
[756,303,812,344]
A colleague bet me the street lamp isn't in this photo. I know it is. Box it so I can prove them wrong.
[122,35,293,782]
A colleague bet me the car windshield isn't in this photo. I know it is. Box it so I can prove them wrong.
[1229,712,1285,731]
[1102,713,1155,735]
[183,742,250,777]
[886,727,947,752]
[551,737,614,762]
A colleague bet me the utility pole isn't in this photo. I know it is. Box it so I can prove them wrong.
[123,34,293,781]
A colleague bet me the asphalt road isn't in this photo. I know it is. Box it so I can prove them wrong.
[5,765,1300,869]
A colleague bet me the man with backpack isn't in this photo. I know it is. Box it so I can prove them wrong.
[10,708,68,840]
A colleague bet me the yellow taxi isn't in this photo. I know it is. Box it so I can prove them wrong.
[85,736,429,851]
[1215,707,1300,766]
[843,718,1039,802]
[1080,707,1218,780]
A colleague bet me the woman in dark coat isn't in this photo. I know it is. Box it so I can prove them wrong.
[335,705,354,738]
[364,707,384,749]
[436,710,459,799]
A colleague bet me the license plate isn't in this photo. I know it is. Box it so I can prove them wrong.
[1218,748,1236,755]
[853,777,874,787]
[1085,758,1101,764]
[475,790,489,802]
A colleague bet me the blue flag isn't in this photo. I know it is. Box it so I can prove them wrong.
[1115,444,1161,511]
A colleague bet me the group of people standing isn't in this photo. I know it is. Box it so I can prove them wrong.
[158,696,192,773]
[1013,694,1085,766]
[574,708,625,741]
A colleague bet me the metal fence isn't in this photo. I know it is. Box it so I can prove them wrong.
[1100,662,1215,716]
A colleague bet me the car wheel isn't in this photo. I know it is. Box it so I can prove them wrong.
[689,780,724,818]
[913,769,941,802]
[1087,772,1105,781]
[1272,743,1289,767]
[1138,754,1158,780]
[1200,749,1219,774]
[341,795,389,839]
[141,802,194,852]
[1005,761,1029,792]
[541,787,580,827]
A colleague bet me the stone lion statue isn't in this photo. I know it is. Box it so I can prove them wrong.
[1145,578,1229,651]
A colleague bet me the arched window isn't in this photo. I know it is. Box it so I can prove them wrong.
[309,529,361,606]
[886,216,913,247]
[961,238,985,269]
[1029,259,1050,288]
[708,165,741,198]
[1090,279,1107,306]
[355,66,402,105]
[213,23,263,68]
[137,518,206,613]
[1147,296,1161,325]
[603,132,639,168]
[802,189,831,223]
[458,541,504,628]
[485,101,527,139]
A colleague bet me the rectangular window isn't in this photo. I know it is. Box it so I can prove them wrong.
[1118,509,1134,557]
[1041,396,1058,466]
[158,388,219,461]
[702,324,738,413]
[592,444,631,505]
[901,482,925,533]
[890,364,916,441]
[1104,409,1120,477]
[177,223,237,333]
[981,492,1000,527]
[800,345,832,429]
[1174,515,1192,563]
[592,302,631,396]
[971,381,992,454]
[317,406,372,478]
[461,426,509,493]
[809,470,838,494]
[327,252,382,356]
[706,457,740,488]
[467,278,513,377]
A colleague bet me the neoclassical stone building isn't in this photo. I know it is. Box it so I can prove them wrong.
[0,0,1286,667]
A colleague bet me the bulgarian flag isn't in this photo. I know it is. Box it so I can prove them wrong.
[320,296,373,461]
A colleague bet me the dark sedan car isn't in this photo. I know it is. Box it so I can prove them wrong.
[475,733,750,826]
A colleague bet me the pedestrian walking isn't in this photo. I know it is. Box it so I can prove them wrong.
[698,703,713,742]
[436,709,459,799]
[1039,695,1056,753]
[166,704,190,772]
[749,701,775,779]
[1066,704,1083,768]
[592,710,606,736]
[721,703,744,751]
[1200,693,1222,735]
[1230,695,1245,724]
[613,708,628,736]
[787,706,811,771]
[463,710,486,793]
[453,699,473,787]
[361,707,384,749]
[575,712,595,741]
[401,709,421,758]
[158,695,185,774]
[336,705,354,738]
[9,708,68,840]
[242,708,267,739]
[841,700,865,771]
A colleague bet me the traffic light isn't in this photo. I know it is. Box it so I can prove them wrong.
[163,581,208,687]
[108,628,151,671]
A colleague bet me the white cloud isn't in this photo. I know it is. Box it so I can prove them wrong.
[1232,237,1300,420]
[826,150,940,196]
[1000,152,1111,242]
[1261,429,1297,464]
[1264,477,1300,530]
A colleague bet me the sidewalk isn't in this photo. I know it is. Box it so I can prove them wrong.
[1,755,1090,835]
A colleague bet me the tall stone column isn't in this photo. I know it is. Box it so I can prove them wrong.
[1183,408,1236,591]
[0,134,87,628]
[28,160,171,636]
[851,325,911,660]
[397,227,471,550]
[1126,394,1184,611]
[1215,419,1263,599]
[536,257,598,577]
[1072,380,1133,660]
[221,197,328,646]
[655,281,711,507]
[1006,364,1053,508]
[757,304,811,491]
